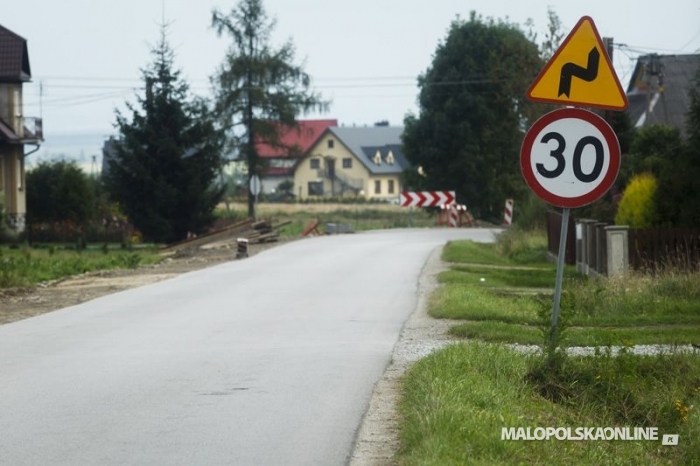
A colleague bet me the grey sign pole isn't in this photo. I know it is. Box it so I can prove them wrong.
[250,175,261,220]
[549,208,570,346]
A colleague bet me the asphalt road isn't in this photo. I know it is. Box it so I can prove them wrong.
[0,228,498,466]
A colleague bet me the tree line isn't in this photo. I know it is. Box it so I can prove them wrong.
[19,3,700,245]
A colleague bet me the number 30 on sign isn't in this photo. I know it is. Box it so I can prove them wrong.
[520,108,620,208]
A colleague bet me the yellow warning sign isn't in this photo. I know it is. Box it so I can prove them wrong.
[527,16,628,111]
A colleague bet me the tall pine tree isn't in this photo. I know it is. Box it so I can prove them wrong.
[105,28,223,243]
[211,0,327,218]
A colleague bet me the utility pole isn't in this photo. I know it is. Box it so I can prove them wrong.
[603,37,615,125]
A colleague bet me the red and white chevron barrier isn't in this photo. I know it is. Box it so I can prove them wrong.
[400,191,456,207]
[503,199,514,226]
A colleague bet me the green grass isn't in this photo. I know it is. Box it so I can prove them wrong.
[441,229,550,266]
[441,241,515,266]
[400,228,700,464]
[438,264,579,289]
[0,247,162,289]
[431,231,700,346]
[399,342,700,465]
[450,321,700,347]
[216,205,437,238]
[430,284,541,325]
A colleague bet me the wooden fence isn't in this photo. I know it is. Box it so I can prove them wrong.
[545,210,576,265]
[628,228,700,271]
[546,211,700,274]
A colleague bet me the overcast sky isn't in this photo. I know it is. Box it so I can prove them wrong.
[4,0,700,161]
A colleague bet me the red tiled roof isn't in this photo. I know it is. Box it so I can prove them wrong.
[0,24,31,82]
[256,119,337,159]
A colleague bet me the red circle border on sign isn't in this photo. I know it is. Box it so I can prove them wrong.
[520,108,621,208]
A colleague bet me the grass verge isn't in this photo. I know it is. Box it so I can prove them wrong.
[216,204,437,238]
[399,342,700,465]
[398,228,700,464]
[0,247,162,289]
[432,230,700,346]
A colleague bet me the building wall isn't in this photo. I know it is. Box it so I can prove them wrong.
[0,82,28,231]
[1,146,26,231]
[0,83,22,130]
[294,133,406,201]
[368,175,402,201]
[261,176,292,195]
[294,133,370,199]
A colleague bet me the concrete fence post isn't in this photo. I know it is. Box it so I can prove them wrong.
[575,220,584,274]
[605,226,629,277]
[577,219,596,275]
[586,221,597,276]
[595,222,608,276]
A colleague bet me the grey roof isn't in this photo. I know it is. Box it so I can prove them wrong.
[327,126,411,175]
[626,54,700,136]
[0,24,31,82]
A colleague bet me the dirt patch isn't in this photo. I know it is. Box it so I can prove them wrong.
[0,240,283,326]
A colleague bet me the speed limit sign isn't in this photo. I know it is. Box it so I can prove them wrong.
[520,108,620,208]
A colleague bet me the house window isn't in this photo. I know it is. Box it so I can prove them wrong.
[310,158,320,169]
[328,139,335,149]
[373,150,382,165]
[374,180,381,194]
[386,150,395,165]
[308,181,324,196]
[342,158,352,169]
[388,179,395,194]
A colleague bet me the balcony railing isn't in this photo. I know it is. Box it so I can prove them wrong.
[19,116,43,141]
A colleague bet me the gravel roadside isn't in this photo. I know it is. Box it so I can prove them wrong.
[348,245,462,466]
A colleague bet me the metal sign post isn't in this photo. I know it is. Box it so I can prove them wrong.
[520,109,621,350]
[250,175,261,220]
[522,15,628,355]
[549,208,570,346]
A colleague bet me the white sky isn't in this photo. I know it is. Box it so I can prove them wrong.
[4,0,700,161]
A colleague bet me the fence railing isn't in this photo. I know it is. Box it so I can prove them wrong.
[629,228,700,271]
[545,210,576,265]
[546,212,700,275]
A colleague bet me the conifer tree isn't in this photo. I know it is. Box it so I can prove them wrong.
[211,0,327,217]
[104,28,223,243]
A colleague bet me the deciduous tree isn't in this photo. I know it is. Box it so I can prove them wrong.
[402,13,542,221]
[26,160,95,225]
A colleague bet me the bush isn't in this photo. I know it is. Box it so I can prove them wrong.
[615,173,658,228]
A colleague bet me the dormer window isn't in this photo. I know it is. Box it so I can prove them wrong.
[373,150,382,165]
[386,150,394,165]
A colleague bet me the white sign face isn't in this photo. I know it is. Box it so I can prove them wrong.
[529,117,610,198]
[520,108,620,209]
[250,175,261,196]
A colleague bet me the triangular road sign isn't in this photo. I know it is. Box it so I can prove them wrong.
[527,16,628,111]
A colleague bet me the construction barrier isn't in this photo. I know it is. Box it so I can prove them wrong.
[437,204,474,227]
[503,199,514,226]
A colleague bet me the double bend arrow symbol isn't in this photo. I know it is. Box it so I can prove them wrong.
[558,47,600,97]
